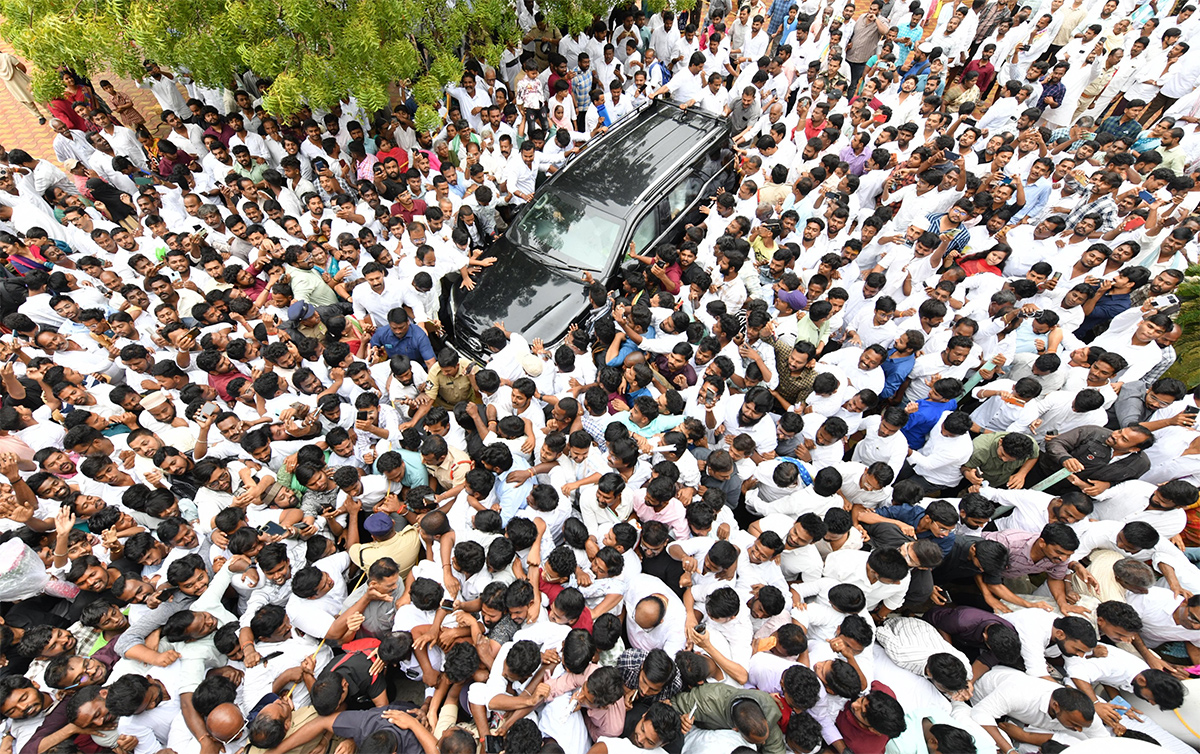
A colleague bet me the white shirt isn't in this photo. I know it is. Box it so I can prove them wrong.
[981,486,1056,533]
[851,415,908,476]
[1064,647,1150,694]
[971,667,1110,743]
[797,549,910,612]
[623,573,688,656]
[665,67,704,104]
[352,283,407,326]
[1128,587,1200,646]
[1002,607,1058,678]
[140,74,189,113]
[284,551,350,639]
[909,416,973,488]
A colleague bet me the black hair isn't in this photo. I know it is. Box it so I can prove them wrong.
[824,659,864,698]
[505,640,542,679]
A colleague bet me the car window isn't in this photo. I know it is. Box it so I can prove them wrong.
[629,211,658,257]
[513,192,622,271]
[664,173,704,223]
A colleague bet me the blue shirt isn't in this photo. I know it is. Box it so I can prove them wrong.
[924,212,970,254]
[399,448,429,488]
[1011,176,1051,223]
[607,326,656,367]
[495,456,535,526]
[880,351,916,400]
[902,58,930,85]
[371,325,435,364]
[901,398,957,450]
[872,504,956,556]
[894,23,922,69]
[766,0,792,34]
[780,16,799,43]
[1075,293,1132,340]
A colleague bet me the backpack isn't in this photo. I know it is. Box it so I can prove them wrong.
[650,59,673,85]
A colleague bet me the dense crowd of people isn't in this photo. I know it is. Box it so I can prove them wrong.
[1,0,1200,753]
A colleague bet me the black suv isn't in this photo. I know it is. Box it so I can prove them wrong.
[447,100,735,360]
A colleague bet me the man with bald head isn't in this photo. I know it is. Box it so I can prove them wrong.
[50,117,97,165]
[623,573,688,656]
[207,702,250,751]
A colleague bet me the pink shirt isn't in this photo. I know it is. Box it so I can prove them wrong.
[632,494,689,541]
[545,664,626,739]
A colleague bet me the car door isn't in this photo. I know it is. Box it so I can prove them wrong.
[610,205,663,291]
[661,157,735,244]
[628,208,661,258]
[662,171,705,236]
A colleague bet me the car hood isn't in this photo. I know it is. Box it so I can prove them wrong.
[452,240,591,358]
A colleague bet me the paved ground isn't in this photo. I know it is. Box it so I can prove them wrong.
[0,39,168,165]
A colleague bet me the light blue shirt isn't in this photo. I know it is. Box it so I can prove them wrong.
[496,456,534,526]
[1012,176,1051,223]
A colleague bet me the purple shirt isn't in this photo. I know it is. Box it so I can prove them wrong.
[839,145,870,176]
[982,529,1070,580]
[924,605,1015,646]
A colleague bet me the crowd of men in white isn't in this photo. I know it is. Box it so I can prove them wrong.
[5,0,1200,753]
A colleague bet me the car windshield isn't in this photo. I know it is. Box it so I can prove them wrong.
[512,191,622,272]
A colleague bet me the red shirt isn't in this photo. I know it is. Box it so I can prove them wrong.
[49,98,89,132]
[158,149,195,178]
[804,117,827,141]
[964,60,996,95]
[204,123,236,148]
[835,682,897,754]
[390,198,428,223]
[539,581,594,631]
[377,146,410,174]
[657,262,682,294]
[209,368,248,402]
[773,693,795,731]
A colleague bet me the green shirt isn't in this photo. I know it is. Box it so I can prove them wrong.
[285,264,340,306]
[614,411,685,438]
[1159,145,1188,174]
[965,431,1038,486]
[795,314,831,348]
[233,161,268,184]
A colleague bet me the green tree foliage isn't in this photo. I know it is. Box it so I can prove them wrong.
[0,0,521,120]
[537,0,695,36]
[1166,265,1200,387]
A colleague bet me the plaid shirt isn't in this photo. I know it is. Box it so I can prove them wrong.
[617,647,682,701]
[1049,127,1093,153]
[767,0,792,33]
[1097,114,1143,142]
[570,67,593,111]
[769,336,817,406]
[1062,189,1120,233]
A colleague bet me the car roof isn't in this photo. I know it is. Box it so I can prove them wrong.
[547,102,728,216]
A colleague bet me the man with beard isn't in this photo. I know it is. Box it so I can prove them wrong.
[34,448,80,480]
[0,675,59,753]
[196,411,252,462]
[718,386,778,458]
[44,654,111,693]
